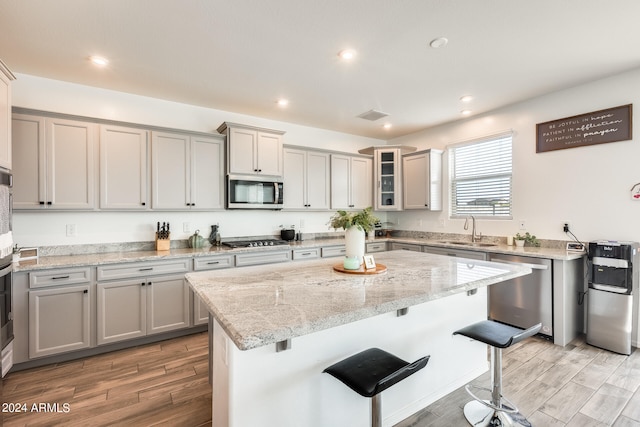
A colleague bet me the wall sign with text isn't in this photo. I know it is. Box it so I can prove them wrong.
[536,104,632,153]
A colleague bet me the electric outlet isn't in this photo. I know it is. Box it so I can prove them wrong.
[66,224,77,237]
[183,222,190,233]
[518,220,526,230]
[563,222,570,233]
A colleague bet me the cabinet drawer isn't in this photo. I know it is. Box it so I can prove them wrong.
[292,248,320,260]
[193,255,235,271]
[97,259,190,281]
[322,246,346,258]
[390,243,422,252]
[29,267,91,289]
[235,251,291,267]
[422,246,487,261]
[366,242,387,253]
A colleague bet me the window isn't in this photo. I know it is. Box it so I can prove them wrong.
[449,132,512,218]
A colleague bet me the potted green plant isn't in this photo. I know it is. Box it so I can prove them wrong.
[329,207,379,269]
[514,232,540,247]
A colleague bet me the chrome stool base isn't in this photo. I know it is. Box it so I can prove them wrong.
[463,400,532,427]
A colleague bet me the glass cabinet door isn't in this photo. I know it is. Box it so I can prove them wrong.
[375,149,402,210]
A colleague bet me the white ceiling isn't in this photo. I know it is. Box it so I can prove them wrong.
[2,0,640,139]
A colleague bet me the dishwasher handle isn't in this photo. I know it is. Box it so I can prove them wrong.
[490,258,549,270]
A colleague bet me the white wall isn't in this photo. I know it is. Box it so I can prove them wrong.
[11,74,384,247]
[390,67,640,244]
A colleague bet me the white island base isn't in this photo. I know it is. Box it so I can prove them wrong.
[210,287,488,427]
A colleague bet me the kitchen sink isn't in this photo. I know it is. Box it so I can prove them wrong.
[438,240,497,247]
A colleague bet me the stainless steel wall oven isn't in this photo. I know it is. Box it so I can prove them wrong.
[0,169,12,377]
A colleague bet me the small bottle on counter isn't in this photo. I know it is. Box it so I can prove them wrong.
[215,224,221,246]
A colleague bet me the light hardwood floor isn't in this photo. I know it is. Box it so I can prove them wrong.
[396,335,640,427]
[4,332,640,426]
[3,332,211,427]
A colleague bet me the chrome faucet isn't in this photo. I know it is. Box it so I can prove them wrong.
[464,215,482,243]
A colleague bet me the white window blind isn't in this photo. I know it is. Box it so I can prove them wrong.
[450,133,512,218]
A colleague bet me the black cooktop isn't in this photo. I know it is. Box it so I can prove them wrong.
[223,239,290,248]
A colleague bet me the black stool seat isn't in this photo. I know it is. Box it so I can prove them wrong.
[453,320,542,348]
[324,348,429,397]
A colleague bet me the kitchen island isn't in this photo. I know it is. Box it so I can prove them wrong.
[186,250,531,427]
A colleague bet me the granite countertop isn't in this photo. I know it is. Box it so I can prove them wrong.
[186,250,531,351]
[12,235,584,273]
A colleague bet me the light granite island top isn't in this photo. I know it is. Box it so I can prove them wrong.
[186,249,531,351]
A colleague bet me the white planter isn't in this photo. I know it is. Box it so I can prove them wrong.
[344,227,365,267]
[515,239,525,248]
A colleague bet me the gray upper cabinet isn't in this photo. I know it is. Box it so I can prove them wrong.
[100,125,150,210]
[0,60,14,171]
[283,147,330,210]
[330,154,372,210]
[218,122,284,177]
[12,114,96,210]
[402,149,443,211]
[151,131,224,210]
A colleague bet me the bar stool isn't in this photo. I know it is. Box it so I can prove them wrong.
[323,347,430,427]
[453,320,541,427]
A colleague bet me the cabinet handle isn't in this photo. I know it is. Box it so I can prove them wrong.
[147,282,152,286]
[207,261,220,265]
[254,169,258,172]
[47,201,52,205]
[141,202,146,206]
[52,275,70,280]
[83,289,88,294]
[141,282,146,286]
[258,169,262,172]
[301,252,312,256]
[39,201,45,205]
[139,267,153,271]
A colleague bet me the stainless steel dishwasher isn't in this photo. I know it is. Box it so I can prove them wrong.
[488,254,553,339]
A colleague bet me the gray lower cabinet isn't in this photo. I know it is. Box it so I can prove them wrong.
[235,250,291,267]
[29,284,92,359]
[292,248,321,260]
[366,242,387,253]
[192,254,235,325]
[422,246,488,261]
[390,242,422,252]
[97,274,190,345]
[321,245,347,258]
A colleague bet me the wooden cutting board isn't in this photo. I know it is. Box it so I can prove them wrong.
[332,263,387,275]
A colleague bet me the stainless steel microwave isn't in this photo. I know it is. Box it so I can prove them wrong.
[227,175,283,209]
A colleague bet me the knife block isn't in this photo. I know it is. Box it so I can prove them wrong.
[155,232,171,251]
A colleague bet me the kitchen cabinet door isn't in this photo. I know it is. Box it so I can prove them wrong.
[221,122,285,176]
[350,156,373,209]
[97,279,147,345]
[374,148,402,211]
[152,131,189,209]
[152,131,224,210]
[256,131,283,176]
[0,61,14,171]
[12,115,96,209]
[403,149,443,211]
[283,148,330,210]
[12,114,45,209]
[190,135,224,210]
[146,275,190,335]
[305,150,330,209]
[29,285,91,358]
[100,125,149,209]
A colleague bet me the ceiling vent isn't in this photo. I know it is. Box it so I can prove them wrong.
[357,109,389,121]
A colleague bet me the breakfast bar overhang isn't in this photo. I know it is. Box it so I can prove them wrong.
[186,250,531,427]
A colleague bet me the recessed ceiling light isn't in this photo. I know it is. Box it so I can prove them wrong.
[89,56,109,66]
[429,37,448,49]
[276,98,289,107]
[461,109,472,116]
[383,123,392,130]
[460,95,473,103]
[338,49,356,60]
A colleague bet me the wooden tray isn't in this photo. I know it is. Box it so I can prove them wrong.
[333,263,387,275]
